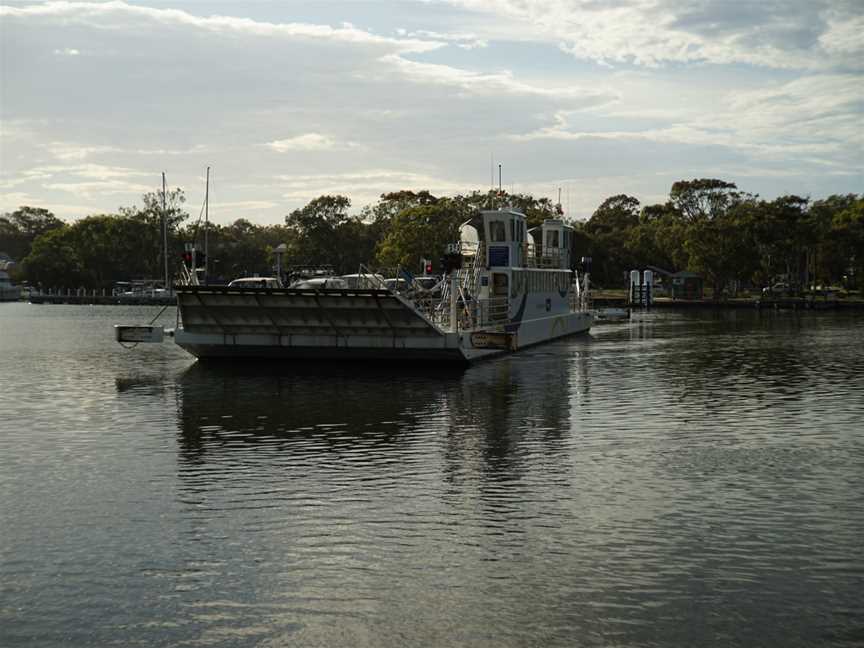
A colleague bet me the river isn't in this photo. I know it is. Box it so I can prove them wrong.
[1,302,862,647]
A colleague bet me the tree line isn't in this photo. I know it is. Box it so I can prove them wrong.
[1,179,861,296]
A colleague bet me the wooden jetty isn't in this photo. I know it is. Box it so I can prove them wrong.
[27,292,176,306]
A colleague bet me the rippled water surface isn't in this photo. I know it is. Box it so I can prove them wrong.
[1,303,863,647]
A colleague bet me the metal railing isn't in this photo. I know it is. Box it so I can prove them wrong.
[525,244,568,269]
[355,264,389,290]
[177,264,198,286]
[478,297,509,326]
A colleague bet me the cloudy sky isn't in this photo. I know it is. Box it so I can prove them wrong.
[1,0,862,224]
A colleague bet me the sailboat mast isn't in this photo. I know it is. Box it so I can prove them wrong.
[204,166,210,284]
[162,172,168,291]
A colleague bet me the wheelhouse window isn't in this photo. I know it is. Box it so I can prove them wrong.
[490,221,507,242]
[546,230,560,248]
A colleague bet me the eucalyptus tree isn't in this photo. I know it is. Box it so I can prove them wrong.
[584,194,641,287]
[375,201,464,270]
[118,187,190,280]
[827,195,864,288]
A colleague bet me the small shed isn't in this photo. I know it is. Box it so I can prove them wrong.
[671,271,703,300]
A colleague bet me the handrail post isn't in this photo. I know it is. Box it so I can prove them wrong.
[450,273,458,332]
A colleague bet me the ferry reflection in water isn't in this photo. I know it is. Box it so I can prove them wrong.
[161,355,595,646]
[173,362,462,459]
[171,350,585,474]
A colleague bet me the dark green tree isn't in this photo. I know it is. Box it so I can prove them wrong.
[0,206,64,261]
[828,195,864,288]
[375,201,464,270]
[285,195,378,274]
[669,179,742,222]
[584,194,641,287]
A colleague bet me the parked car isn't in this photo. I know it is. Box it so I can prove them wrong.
[228,277,283,288]
[763,282,790,294]
[289,276,349,289]
[383,278,409,292]
[340,273,386,289]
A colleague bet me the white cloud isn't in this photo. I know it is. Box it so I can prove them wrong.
[45,142,121,161]
[0,163,153,196]
[438,0,864,70]
[42,140,208,161]
[275,169,474,208]
[215,200,279,212]
[35,163,151,181]
[512,73,862,171]
[134,145,209,156]
[43,179,152,198]
[0,1,445,54]
[380,54,613,102]
[395,27,487,49]
[53,47,80,56]
[0,191,37,208]
[265,134,351,153]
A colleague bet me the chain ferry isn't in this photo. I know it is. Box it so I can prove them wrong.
[117,208,592,364]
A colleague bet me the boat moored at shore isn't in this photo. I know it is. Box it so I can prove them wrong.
[0,262,21,302]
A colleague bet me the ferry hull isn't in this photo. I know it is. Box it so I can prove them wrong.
[172,286,591,365]
[174,338,474,364]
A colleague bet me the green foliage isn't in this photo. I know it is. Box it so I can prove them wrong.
[375,202,463,269]
[11,181,863,295]
[285,195,382,274]
[0,206,64,261]
[362,190,440,226]
[204,219,296,280]
[584,194,641,286]
[118,187,190,279]
[827,195,864,288]
[669,179,742,221]
[628,203,688,272]
[21,226,81,287]
[22,214,158,288]
[684,198,760,297]
[120,187,188,229]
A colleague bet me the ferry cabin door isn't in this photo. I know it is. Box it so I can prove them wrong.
[490,272,509,324]
[492,272,509,297]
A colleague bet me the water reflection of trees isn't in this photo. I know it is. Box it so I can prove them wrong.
[637,311,857,408]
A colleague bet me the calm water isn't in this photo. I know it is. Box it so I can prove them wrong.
[1,302,862,647]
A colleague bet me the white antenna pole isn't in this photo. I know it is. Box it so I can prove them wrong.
[162,172,168,291]
[489,153,494,209]
[204,166,210,285]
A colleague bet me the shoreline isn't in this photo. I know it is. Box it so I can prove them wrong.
[593,294,864,310]
[11,292,863,310]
